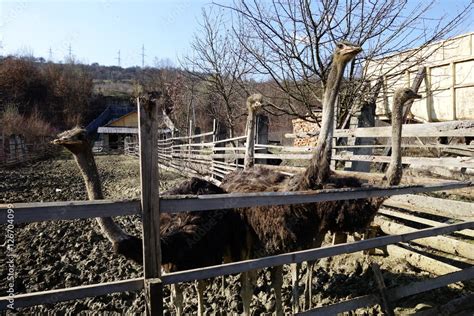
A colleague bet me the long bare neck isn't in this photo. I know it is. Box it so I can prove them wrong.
[72,145,129,243]
[73,148,104,200]
[299,61,346,190]
[244,107,258,169]
[386,94,404,186]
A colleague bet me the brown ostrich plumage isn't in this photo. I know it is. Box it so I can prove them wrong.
[159,178,245,272]
[222,87,421,257]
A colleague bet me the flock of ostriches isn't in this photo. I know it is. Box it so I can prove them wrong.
[53,42,422,315]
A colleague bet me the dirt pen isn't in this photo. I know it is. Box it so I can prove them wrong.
[1,100,473,314]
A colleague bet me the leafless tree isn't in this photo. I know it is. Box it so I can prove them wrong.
[217,0,472,127]
[182,8,255,137]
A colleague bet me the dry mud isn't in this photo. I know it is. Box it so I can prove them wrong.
[0,155,472,315]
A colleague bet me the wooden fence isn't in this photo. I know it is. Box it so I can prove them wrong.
[146,119,474,184]
[1,103,473,315]
[0,135,56,167]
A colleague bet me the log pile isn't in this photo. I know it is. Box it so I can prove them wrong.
[292,118,320,147]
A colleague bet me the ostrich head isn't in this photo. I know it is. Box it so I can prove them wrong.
[332,41,362,65]
[393,87,422,107]
[246,93,265,113]
[52,127,90,155]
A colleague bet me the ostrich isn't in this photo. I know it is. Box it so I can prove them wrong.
[222,84,422,314]
[52,127,143,263]
[221,41,362,315]
[299,87,422,310]
[243,93,265,169]
[52,118,245,315]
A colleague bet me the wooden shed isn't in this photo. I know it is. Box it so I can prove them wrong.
[96,111,138,151]
[366,32,474,122]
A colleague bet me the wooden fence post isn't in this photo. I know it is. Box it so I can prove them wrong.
[211,119,217,180]
[345,79,382,172]
[188,120,193,167]
[138,96,163,316]
[403,66,426,121]
[256,114,269,166]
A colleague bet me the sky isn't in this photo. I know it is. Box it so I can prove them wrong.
[0,0,227,67]
[0,0,472,68]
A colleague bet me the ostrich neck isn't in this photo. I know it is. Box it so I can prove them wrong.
[73,147,129,243]
[244,108,257,169]
[298,61,346,190]
[386,95,403,186]
[74,150,104,200]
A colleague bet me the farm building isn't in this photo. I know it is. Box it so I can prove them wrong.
[93,110,172,152]
[366,32,474,122]
[96,111,139,151]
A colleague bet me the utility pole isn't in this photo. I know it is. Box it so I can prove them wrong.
[48,47,53,62]
[68,44,73,62]
[116,49,121,67]
[141,44,145,68]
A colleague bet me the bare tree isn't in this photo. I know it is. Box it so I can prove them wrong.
[182,8,255,137]
[217,0,472,127]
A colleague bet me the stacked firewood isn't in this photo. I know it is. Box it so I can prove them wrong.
[292,118,320,147]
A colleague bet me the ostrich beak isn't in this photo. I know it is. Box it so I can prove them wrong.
[342,46,362,56]
[51,138,82,146]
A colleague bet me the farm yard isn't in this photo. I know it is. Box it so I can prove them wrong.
[1,1,474,315]
[1,155,472,315]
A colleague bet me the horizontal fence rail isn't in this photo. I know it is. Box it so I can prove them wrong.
[285,120,474,139]
[298,267,474,315]
[0,278,143,310]
[160,221,473,284]
[155,120,474,181]
[1,221,472,310]
[1,182,471,223]
[0,200,140,224]
[159,181,471,213]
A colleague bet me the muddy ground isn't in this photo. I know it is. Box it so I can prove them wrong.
[1,155,472,315]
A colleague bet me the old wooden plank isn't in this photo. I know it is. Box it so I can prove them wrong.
[138,96,163,315]
[160,182,471,213]
[213,135,247,144]
[0,278,143,310]
[0,200,140,224]
[378,208,474,238]
[383,194,474,220]
[387,266,474,298]
[2,183,470,223]
[374,217,474,260]
[298,267,474,315]
[371,263,394,316]
[146,278,163,316]
[285,120,474,139]
[333,154,474,169]
[207,153,474,168]
[161,221,474,284]
[386,244,461,276]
